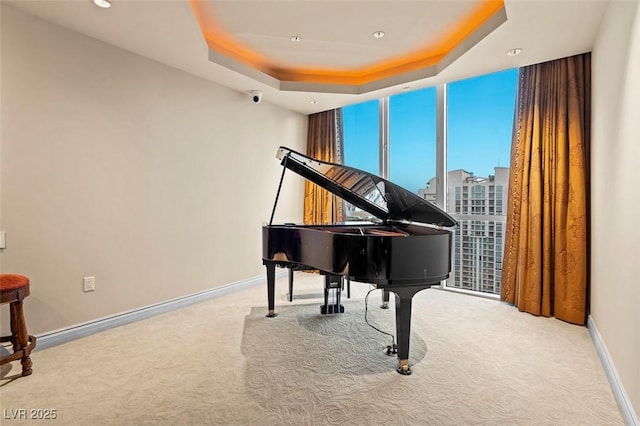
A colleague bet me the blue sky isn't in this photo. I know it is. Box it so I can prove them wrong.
[343,68,518,194]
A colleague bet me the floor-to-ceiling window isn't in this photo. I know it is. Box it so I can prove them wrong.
[343,99,380,173]
[342,69,517,296]
[445,69,517,295]
[389,88,437,195]
[342,99,380,221]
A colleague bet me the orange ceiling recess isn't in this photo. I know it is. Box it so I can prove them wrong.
[189,1,507,94]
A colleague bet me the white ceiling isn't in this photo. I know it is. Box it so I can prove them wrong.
[206,1,495,69]
[4,0,609,115]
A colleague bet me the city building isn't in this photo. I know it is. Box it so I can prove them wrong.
[419,167,509,294]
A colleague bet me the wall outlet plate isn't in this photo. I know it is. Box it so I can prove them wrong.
[83,276,95,292]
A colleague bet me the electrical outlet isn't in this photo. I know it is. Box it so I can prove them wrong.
[83,276,95,292]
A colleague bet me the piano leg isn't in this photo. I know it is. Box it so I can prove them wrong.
[380,289,390,309]
[345,276,351,299]
[265,263,277,318]
[391,286,425,375]
[288,267,294,302]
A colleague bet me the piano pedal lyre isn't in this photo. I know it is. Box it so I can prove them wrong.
[320,274,344,315]
[320,304,345,315]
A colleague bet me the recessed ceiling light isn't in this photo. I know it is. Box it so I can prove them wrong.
[290,36,301,42]
[373,31,385,39]
[507,48,523,56]
[309,100,317,105]
[92,0,112,8]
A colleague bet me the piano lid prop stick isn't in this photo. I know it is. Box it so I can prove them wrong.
[269,154,290,226]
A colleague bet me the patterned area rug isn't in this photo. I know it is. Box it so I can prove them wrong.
[238,300,427,424]
[218,285,622,425]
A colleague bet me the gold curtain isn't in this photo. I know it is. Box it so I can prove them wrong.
[501,53,590,325]
[304,109,345,224]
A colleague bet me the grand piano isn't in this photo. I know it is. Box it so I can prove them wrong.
[262,146,457,375]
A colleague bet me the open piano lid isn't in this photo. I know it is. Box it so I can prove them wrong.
[277,146,457,227]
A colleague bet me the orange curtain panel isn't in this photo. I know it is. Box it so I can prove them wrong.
[501,53,591,325]
[304,109,345,224]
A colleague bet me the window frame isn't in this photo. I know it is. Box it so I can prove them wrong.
[343,73,515,298]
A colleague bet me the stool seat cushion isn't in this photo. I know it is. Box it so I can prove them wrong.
[0,274,30,291]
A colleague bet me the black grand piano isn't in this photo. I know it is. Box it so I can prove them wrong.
[262,146,457,375]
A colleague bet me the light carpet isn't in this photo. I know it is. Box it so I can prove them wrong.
[0,272,623,425]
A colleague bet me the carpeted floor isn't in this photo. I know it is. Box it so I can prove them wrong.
[0,271,624,425]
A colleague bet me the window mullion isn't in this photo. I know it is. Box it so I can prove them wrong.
[436,84,448,289]
[379,96,390,179]
[436,84,447,211]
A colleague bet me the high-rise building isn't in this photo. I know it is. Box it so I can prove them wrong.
[418,168,509,295]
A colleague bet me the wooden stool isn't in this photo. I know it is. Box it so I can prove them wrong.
[1,274,36,376]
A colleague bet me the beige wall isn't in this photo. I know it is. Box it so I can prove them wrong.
[0,5,307,335]
[591,0,640,419]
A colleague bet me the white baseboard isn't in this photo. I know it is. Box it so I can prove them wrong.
[35,270,287,351]
[588,315,639,426]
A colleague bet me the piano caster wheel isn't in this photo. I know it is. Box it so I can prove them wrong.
[380,302,389,309]
[396,360,412,375]
[266,311,278,318]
